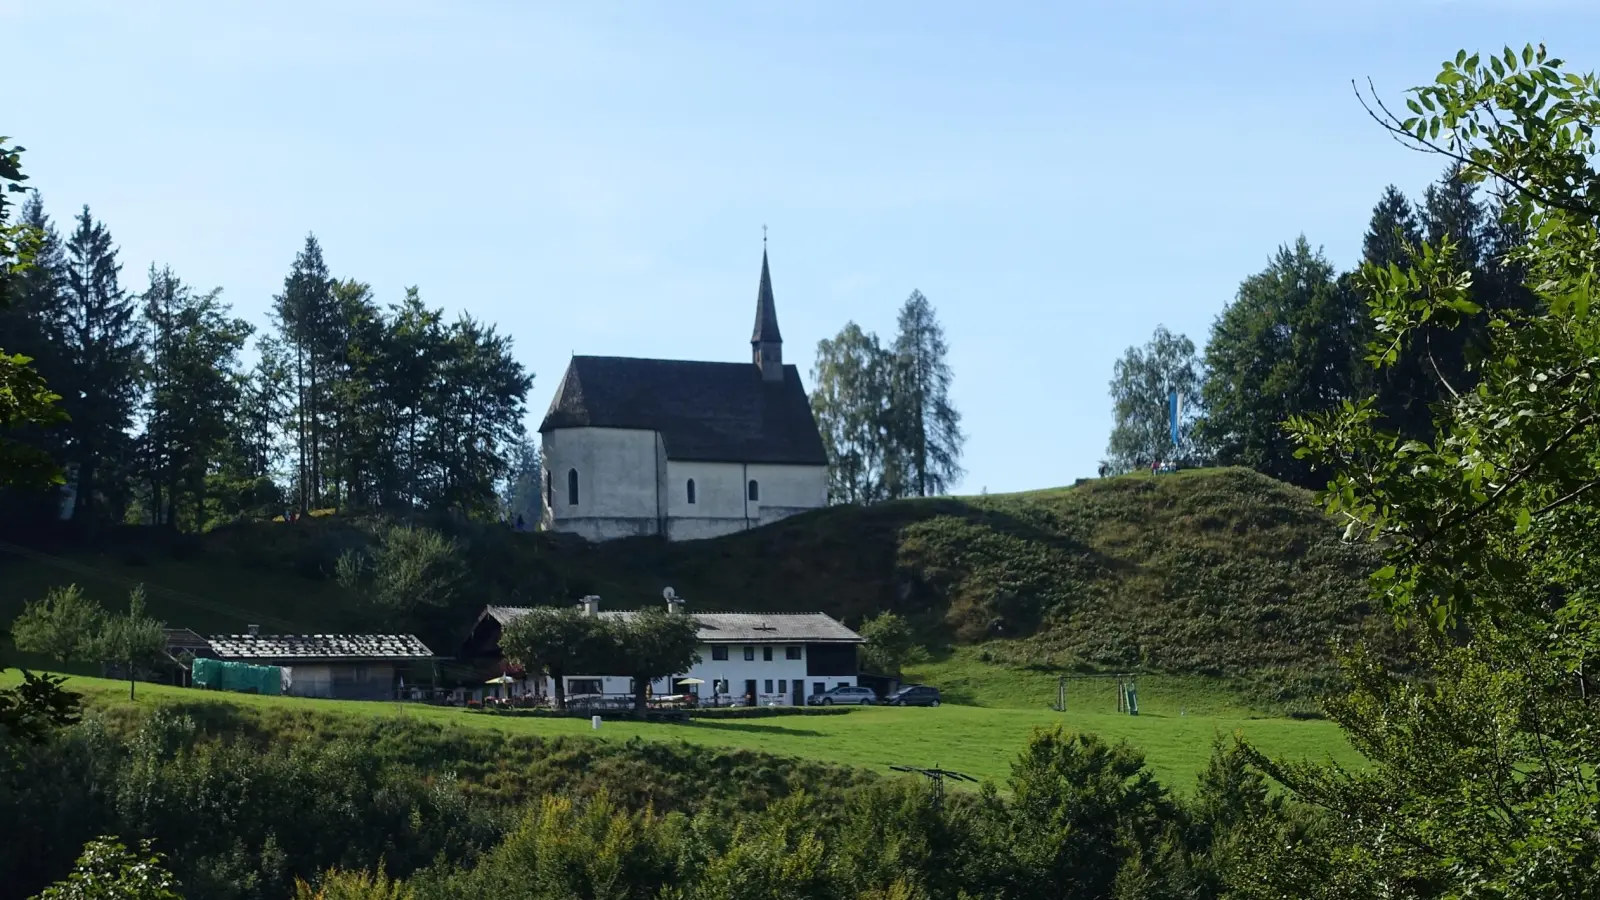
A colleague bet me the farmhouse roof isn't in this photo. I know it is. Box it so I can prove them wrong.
[162,628,213,655]
[483,606,864,645]
[207,633,434,662]
[536,356,828,466]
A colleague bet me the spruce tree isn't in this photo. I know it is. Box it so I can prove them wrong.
[59,206,141,524]
[1200,236,1366,487]
[139,266,252,528]
[888,290,964,497]
[271,235,334,512]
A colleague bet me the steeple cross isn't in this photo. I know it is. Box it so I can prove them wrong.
[762,224,767,246]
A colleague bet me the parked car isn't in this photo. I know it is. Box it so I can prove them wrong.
[808,685,877,706]
[886,684,941,707]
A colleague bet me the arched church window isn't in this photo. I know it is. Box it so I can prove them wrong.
[567,469,579,506]
[686,479,697,504]
[747,480,760,502]
[545,471,552,510]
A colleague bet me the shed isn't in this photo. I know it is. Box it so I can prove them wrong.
[207,633,434,701]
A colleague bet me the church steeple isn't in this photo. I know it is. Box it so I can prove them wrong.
[751,235,783,381]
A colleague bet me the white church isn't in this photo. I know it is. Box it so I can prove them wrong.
[538,248,830,542]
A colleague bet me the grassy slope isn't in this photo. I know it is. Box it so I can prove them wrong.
[8,670,1361,793]
[1,468,1384,703]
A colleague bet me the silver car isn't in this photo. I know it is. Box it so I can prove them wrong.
[808,685,877,706]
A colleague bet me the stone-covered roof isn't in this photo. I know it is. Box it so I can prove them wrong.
[484,606,864,644]
[537,356,828,466]
[752,248,782,344]
[207,634,434,662]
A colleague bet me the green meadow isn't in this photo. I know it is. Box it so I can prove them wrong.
[6,669,1360,792]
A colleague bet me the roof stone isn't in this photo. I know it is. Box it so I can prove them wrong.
[207,633,434,661]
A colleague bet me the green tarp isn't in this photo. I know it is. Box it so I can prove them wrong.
[192,658,282,696]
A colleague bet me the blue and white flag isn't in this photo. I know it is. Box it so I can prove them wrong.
[1169,390,1181,449]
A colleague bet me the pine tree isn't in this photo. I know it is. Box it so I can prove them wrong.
[887,290,963,497]
[139,266,252,528]
[59,206,141,524]
[271,235,335,512]
[381,287,444,508]
[501,429,541,528]
[423,315,532,515]
[1200,236,1366,487]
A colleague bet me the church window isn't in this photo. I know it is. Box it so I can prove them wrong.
[686,479,696,504]
[747,480,760,502]
[545,472,552,510]
[567,469,579,506]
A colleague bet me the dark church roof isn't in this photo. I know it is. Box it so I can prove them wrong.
[538,356,828,465]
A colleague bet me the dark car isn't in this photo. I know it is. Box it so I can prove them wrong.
[887,685,941,707]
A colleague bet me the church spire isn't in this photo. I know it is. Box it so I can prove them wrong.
[751,232,783,381]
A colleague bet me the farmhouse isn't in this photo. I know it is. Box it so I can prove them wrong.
[463,594,865,706]
[538,246,830,542]
[207,629,434,701]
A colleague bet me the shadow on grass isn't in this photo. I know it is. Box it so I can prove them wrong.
[681,719,827,738]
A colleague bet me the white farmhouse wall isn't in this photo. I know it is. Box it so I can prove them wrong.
[540,642,858,706]
[541,427,662,541]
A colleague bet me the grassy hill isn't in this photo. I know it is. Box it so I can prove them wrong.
[1,468,1387,701]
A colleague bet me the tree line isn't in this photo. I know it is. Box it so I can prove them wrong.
[0,157,536,535]
[1105,163,1536,486]
[808,290,966,503]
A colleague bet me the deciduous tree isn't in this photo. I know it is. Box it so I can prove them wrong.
[811,323,896,503]
[96,585,166,701]
[606,608,701,714]
[10,584,104,665]
[1105,325,1206,473]
[497,605,609,711]
[1245,43,1600,897]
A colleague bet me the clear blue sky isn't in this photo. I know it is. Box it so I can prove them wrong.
[5,1,1596,494]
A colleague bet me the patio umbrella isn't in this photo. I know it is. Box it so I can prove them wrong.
[676,678,705,685]
[485,675,516,684]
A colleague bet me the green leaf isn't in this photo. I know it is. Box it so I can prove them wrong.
[1456,48,1467,67]
[1516,507,1531,534]
[1504,47,1517,71]
[1407,98,1424,115]
[1430,117,1442,140]
[1523,44,1534,66]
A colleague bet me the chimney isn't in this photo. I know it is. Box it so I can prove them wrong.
[579,596,601,616]
[247,624,259,637]
[664,586,684,614]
